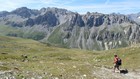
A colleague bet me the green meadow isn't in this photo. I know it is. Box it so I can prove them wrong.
[0,35,140,79]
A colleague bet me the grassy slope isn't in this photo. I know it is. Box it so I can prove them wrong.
[96,45,140,70]
[0,25,18,35]
[47,26,64,46]
[0,35,140,79]
[0,25,46,40]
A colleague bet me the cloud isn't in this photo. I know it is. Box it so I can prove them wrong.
[0,0,140,14]
[0,0,75,11]
[56,0,140,14]
[0,0,33,11]
[39,0,75,7]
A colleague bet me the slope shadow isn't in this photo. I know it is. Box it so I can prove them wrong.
[120,69,128,74]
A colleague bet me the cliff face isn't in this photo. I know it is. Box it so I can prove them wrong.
[0,7,140,50]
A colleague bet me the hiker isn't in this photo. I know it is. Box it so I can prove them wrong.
[113,54,121,72]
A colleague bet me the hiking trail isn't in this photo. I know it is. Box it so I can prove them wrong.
[92,66,140,79]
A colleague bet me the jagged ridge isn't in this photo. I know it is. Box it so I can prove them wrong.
[0,7,140,50]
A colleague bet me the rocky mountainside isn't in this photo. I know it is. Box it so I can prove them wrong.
[0,7,140,50]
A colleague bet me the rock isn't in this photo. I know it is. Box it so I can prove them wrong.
[21,55,28,58]
[31,77,35,79]
[1,53,8,54]
[54,77,59,79]
[73,66,76,68]
[83,74,87,77]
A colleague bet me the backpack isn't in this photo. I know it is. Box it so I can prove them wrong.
[117,58,122,65]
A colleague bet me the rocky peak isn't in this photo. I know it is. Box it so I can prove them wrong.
[0,11,9,17]
[46,7,68,14]
[82,13,132,27]
[40,7,65,15]
[109,13,132,24]
[11,7,39,18]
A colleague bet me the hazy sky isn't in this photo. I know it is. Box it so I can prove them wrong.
[0,0,140,14]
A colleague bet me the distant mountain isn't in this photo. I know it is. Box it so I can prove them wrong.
[127,12,140,24]
[0,7,140,50]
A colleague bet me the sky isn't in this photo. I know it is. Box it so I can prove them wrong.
[0,0,140,14]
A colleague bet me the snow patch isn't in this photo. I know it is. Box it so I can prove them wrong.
[138,16,140,19]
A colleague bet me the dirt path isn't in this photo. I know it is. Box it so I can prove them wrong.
[92,67,140,79]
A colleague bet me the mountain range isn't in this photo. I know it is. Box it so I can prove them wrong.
[0,7,140,50]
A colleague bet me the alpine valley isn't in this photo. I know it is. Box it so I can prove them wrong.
[0,7,140,50]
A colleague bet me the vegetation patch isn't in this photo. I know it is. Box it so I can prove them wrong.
[0,66,10,71]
